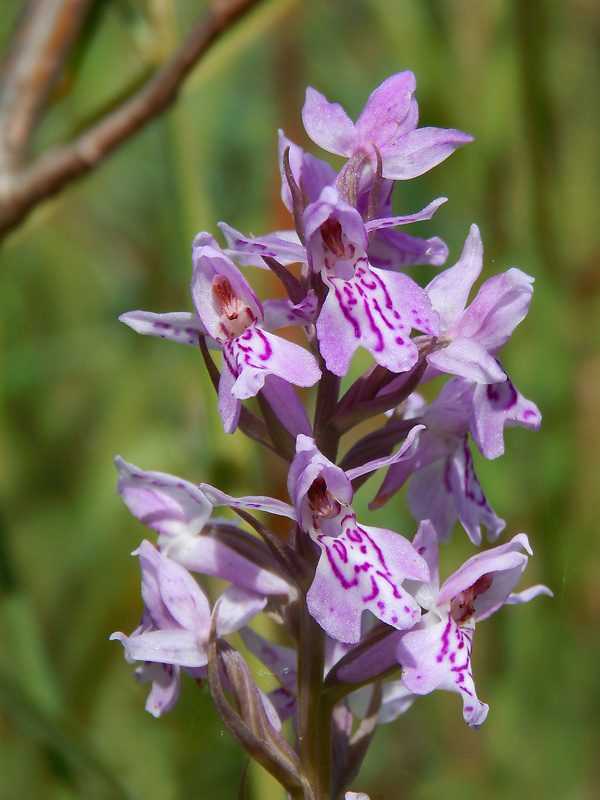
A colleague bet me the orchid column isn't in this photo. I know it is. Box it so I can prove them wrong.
[112,72,551,800]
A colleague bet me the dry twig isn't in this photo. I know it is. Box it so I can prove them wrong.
[0,0,266,240]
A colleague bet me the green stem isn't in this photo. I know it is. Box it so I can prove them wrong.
[315,692,335,800]
[313,366,341,461]
[297,599,326,799]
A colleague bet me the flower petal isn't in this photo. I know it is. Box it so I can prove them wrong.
[354,71,418,145]
[134,662,181,718]
[302,86,358,156]
[200,482,296,521]
[426,224,483,328]
[136,540,211,636]
[227,327,321,399]
[437,533,532,621]
[162,528,290,595]
[381,127,474,180]
[262,292,318,331]
[191,242,263,340]
[307,519,428,643]
[219,222,305,268]
[454,268,534,353]
[427,338,507,384]
[397,610,488,726]
[364,196,448,232]
[110,628,207,668]
[119,310,217,348]
[367,230,448,271]
[115,457,213,538]
[217,353,241,434]
[317,264,438,376]
[471,377,542,459]
[345,424,424,481]
[215,586,267,635]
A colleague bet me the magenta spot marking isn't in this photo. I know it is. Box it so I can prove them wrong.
[376,571,403,600]
[236,342,252,358]
[346,528,363,543]
[332,538,350,562]
[321,539,358,590]
[358,528,388,571]
[252,328,273,362]
[333,282,361,338]
[371,296,395,330]
[359,272,377,291]
[362,574,379,602]
[374,268,395,311]
[487,377,517,409]
[462,443,488,508]
[361,296,384,351]
[221,347,239,380]
[439,617,452,657]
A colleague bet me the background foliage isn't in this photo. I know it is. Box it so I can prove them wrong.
[1,0,599,798]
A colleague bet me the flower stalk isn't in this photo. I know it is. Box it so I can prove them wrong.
[111,71,552,799]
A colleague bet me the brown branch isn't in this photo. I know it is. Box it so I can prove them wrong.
[0,0,267,239]
[0,0,93,173]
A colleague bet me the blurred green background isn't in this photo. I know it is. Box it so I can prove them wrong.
[1,0,599,798]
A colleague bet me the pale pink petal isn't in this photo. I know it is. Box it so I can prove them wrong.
[302,86,358,156]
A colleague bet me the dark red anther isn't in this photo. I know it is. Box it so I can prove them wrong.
[320,218,346,259]
[212,275,239,320]
[450,573,494,624]
[307,475,343,522]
